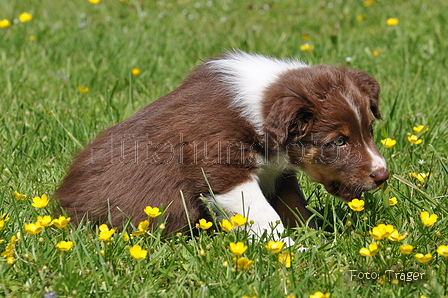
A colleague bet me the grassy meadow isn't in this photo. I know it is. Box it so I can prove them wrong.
[1,0,448,297]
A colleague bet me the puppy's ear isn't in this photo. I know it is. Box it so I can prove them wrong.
[263,96,314,147]
[350,70,382,119]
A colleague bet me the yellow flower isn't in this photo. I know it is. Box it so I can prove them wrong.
[19,12,33,23]
[409,172,430,183]
[407,135,422,144]
[363,0,375,6]
[414,253,432,264]
[89,0,101,3]
[300,43,314,52]
[413,125,429,134]
[265,241,284,254]
[360,242,379,257]
[389,197,398,206]
[0,220,6,231]
[7,256,16,266]
[37,215,53,227]
[131,68,141,76]
[278,251,294,268]
[230,214,247,227]
[196,218,213,230]
[420,211,437,226]
[77,86,90,93]
[369,224,395,240]
[380,138,396,148]
[144,206,162,218]
[386,18,399,26]
[24,223,44,235]
[56,241,74,252]
[52,216,70,228]
[302,34,311,41]
[372,49,383,57]
[98,227,116,241]
[220,219,235,232]
[436,245,448,257]
[356,14,366,22]
[32,194,49,208]
[29,35,35,41]
[99,224,109,232]
[399,244,414,255]
[129,245,147,259]
[232,257,254,270]
[123,232,130,242]
[14,191,26,200]
[348,199,364,211]
[229,242,248,256]
[310,292,331,298]
[0,19,11,28]
[132,220,150,236]
[388,229,406,241]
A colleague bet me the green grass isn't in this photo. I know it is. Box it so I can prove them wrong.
[1,0,447,297]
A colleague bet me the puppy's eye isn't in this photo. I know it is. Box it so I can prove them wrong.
[334,138,346,146]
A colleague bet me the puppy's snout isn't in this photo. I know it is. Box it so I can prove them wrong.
[370,168,390,186]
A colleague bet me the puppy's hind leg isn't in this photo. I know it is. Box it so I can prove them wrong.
[211,174,293,244]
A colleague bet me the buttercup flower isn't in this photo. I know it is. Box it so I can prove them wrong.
[389,197,398,206]
[232,257,254,269]
[386,18,399,26]
[413,125,429,134]
[399,244,414,255]
[230,214,247,227]
[14,191,26,200]
[300,43,314,52]
[19,12,33,23]
[24,223,44,235]
[363,0,375,6]
[359,242,379,257]
[89,0,101,4]
[388,229,406,241]
[129,245,147,259]
[37,216,53,227]
[131,68,141,76]
[348,199,364,211]
[356,14,366,22]
[52,216,70,228]
[56,241,74,252]
[409,172,430,183]
[32,194,49,208]
[98,227,116,242]
[77,86,90,93]
[369,224,395,240]
[380,138,396,148]
[420,211,437,227]
[0,219,6,231]
[407,135,422,144]
[436,245,448,257]
[310,292,330,298]
[132,220,150,236]
[278,251,294,268]
[229,242,248,256]
[220,219,235,232]
[144,206,162,218]
[265,241,284,254]
[414,253,432,264]
[0,19,11,28]
[196,218,213,230]
[123,232,130,242]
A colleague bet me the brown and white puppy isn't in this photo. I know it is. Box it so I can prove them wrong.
[56,51,389,241]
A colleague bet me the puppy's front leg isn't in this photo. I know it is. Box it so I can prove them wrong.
[212,175,293,244]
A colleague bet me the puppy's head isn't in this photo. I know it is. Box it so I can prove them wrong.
[263,65,389,201]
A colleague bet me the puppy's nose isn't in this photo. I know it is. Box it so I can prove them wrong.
[370,169,390,185]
